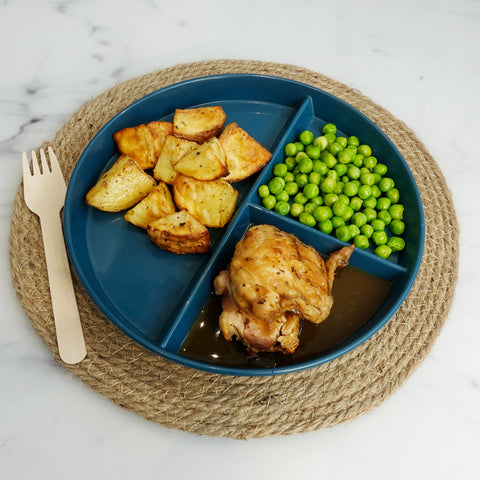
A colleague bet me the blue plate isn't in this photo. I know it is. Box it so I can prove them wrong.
[64,74,424,376]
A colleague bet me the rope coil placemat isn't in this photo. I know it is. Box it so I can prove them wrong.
[9,60,459,439]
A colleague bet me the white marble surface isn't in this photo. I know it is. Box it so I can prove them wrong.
[1,0,479,478]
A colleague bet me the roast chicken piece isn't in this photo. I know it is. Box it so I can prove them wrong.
[214,225,354,354]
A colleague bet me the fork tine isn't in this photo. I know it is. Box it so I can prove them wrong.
[40,148,51,174]
[47,146,61,173]
[31,150,41,176]
[22,152,31,179]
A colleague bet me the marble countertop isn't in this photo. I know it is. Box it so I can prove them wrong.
[1,0,479,478]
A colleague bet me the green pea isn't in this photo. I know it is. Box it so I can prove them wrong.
[311,196,323,206]
[284,156,296,171]
[379,177,395,192]
[299,212,316,227]
[304,202,316,214]
[329,142,343,156]
[335,225,351,242]
[337,150,353,164]
[373,163,388,176]
[390,219,405,235]
[354,234,370,249]
[295,173,309,188]
[323,123,337,135]
[268,177,285,195]
[360,173,375,186]
[290,203,304,218]
[334,181,345,195]
[294,192,308,205]
[298,157,314,174]
[338,194,350,204]
[334,163,348,177]
[324,193,339,206]
[294,141,304,153]
[376,197,392,210]
[276,190,289,202]
[349,224,361,239]
[386,188,400,204]
[320,178,336,194]
[350,196,363,211]
[371,185,382,198]
[387,236,406,252]
[342,205,354,222]
[372,173,382,184]
[333,200,348,217]
[332,216,345,229]
[347,165,361,180]
[313,205,333,222]
[336,136,348,149]
[353,154,364,167]
[327,169,339,182]
[363,207,377,223]
[258,185,269,198]
[313,135,328,151]
[345,145,357,155]
[352,212,367,228]
[360,224,374,238]
[299,130,314,145]
[343,181,359,197]
[348,135,360,146]
[284,171,295,183]
[358,144,372,157]
[285,181,299,196]
[303,183,320,199]
[273,163,288,177]
[318,219,333,235]
[296,152,308,163]
[322,152,337,168]
[372,231,388,245]
[377,209,392,225]
[371,218,386,232]
[363,156,377,169]
[275,200,290,216]
[375,244,392,259]
[306,144,321,160]
[262,195,276,210]
[358,184,372,200]
[324,133,336,145]
[313,160,328,175]
[308,171,322,185]
[284,143,297,157]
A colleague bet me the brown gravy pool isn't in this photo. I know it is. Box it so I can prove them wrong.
[179,266,392,370]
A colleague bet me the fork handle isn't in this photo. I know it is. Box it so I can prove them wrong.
[39,211,87,364]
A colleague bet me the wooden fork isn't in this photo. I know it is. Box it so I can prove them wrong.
[22,147,86,364]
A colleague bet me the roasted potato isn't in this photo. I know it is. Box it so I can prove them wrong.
[147,121,173,159]
[153,135,199,184]
[113,124,156,170]
[86,155,157,212]
[147,210,210,254]
[173,174,238,228]
[218,122,272,182]
[173,106,226,144]
[173,137,228,181]
[124,182,176,229]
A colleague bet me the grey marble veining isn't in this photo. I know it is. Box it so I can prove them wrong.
[1,0,479,478]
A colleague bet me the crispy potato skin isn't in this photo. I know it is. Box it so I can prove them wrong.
[124,182,176,229]
[147,210,210,254]
[85,155,157,212]
[219,122,272,182]
[174,137,228,181]
[173,106,226,144]
[173,174,238,228]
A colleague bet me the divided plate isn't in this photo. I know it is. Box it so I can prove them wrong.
[64,74,425,376]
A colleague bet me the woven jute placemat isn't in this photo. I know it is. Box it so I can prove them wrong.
[9,60,459,439]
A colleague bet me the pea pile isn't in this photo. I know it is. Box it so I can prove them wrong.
[258,123,406,259]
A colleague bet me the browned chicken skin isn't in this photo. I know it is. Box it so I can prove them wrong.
[214,225,354,354]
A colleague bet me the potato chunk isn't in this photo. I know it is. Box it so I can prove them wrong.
[113,124,156,170]
[85,155,157,212]
[173,106,226,144]
[147,210,210,254]
[124,182,176,229]
[173,174,238,228]
[174,137,228,181]
[147,121,173,158]
[153,135,199,184]
[218,122,272,182]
